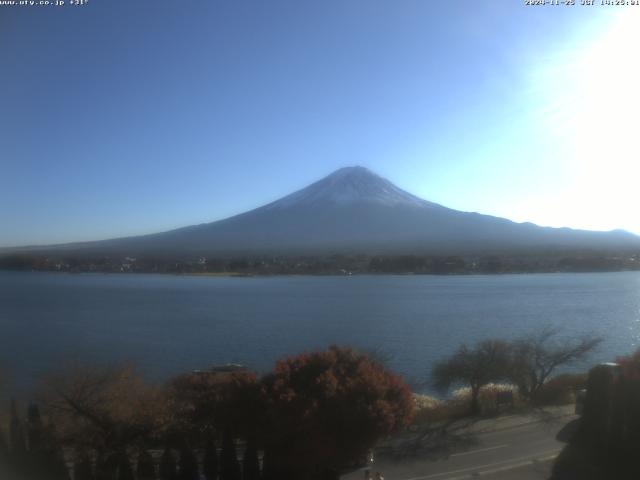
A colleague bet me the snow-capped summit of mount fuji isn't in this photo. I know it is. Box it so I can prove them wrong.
[264,166,438,210]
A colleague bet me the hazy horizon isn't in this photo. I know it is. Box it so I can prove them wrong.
[2,1,639,247]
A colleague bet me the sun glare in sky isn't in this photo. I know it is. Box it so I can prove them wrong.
[543,11,640,233]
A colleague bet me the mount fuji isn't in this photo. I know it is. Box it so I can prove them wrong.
[9,166,640,256]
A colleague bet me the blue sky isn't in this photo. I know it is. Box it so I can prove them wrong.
[1,1,637,247]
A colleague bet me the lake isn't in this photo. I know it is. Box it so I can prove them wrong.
[1,271,639,394]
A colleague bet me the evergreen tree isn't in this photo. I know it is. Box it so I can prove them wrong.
[242,438,260,480]
[43,421,70,480]
[95,451,118,480]
[202,439,218,480]
[0,427,13,480]
[9,399,26,455]
[74,449,95,480]
[159,448,177,480]
[8,399,27,477]
[260,449,278,480]
[26,403,49,479]
[136,449,155,480]
[48,448,70,480]
[0,426,8,460]
[220,429,241,480]
[116,452,134,480]
[27,403,44,453]
[94,451,106,480]
[178,445,199,480]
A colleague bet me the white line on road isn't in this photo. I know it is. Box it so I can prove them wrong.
[471,453,558,478]
[402,448,561,480]
[450,444,508,458]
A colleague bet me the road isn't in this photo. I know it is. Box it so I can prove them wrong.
[342,413,577,480]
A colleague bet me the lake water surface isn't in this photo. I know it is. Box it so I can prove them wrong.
[2,271,640,393]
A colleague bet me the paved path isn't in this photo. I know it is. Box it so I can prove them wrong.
[342,407,576,480]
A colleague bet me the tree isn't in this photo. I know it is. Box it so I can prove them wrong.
[39,362,163,455]
[26,403,58,480]
[617,349,640,375]
[432,339,510,415]
[202,439,218,480]
[95,450,117,480]
[0,424,12,480]
[159,448,177,480]
[74,449,95,480]
[167,367,261,480]
[508,327,602,402]
[178,445,199,480]
[42,424,71,480]
[9,399,26,455]
[166,369,259,441]
[261,449,278,480]
[116,452,134,480]
[136,449,155,480]
[7,398,28,478]
[219,429,241,480]
[242,437,260,480]
[261,345,414,480]
[27,403,44,453]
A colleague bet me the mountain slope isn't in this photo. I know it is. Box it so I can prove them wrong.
[7,166,640,256]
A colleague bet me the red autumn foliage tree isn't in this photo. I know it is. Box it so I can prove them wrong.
[616,349,640,381]
[260,345,414,480]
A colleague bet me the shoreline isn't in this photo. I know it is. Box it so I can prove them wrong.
[2,268,640,278]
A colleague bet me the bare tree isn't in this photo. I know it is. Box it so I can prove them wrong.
[432,339,510,415]
[508,327,602,402]
[39,362,163,454]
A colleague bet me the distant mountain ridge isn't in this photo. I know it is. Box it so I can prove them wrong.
[5,166,640,257]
